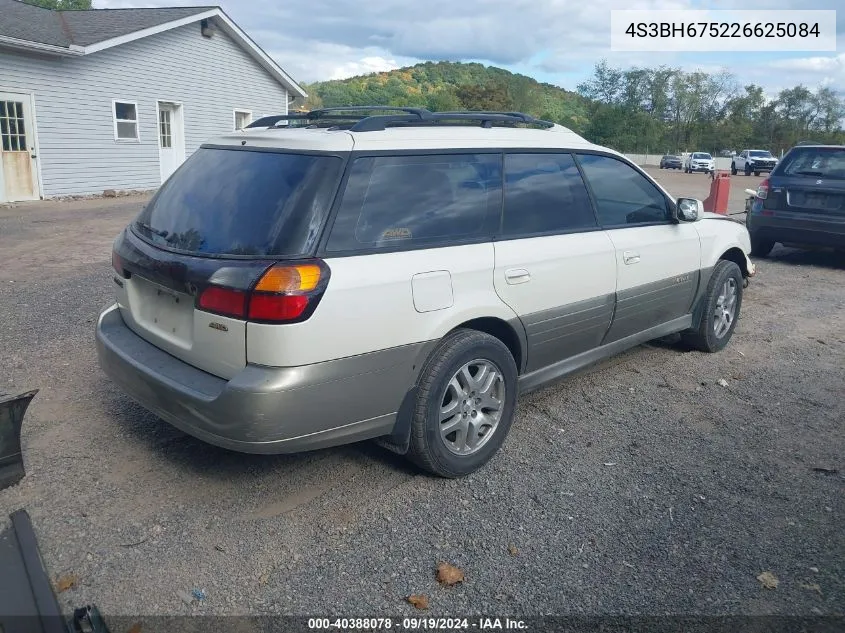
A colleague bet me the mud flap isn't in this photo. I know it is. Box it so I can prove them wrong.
[0,389,38,491]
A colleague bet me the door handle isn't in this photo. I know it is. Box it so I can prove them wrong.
[504,268,531,284]
[623,251,641,265]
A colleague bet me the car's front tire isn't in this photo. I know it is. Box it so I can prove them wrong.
[681,260,744,353]
[731,162,737,175]
[406,329,518,478]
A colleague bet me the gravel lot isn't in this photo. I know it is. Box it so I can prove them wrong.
[0,170,843,628]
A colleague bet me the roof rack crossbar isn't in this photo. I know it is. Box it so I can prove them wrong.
[245,114,308,128]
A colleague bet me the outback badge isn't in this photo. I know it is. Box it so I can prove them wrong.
[208,322,228,332]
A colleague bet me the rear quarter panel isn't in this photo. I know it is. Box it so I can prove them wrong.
[246,243,518,367]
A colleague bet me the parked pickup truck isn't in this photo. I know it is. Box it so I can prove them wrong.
[732,149,778,176]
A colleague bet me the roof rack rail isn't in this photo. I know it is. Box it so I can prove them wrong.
[308,106,431,118]
[244,106,556,133]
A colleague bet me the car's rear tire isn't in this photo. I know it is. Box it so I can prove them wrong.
[681,260,744,353]
[406,329,518,478]
[750,235,775,257]
[731,163,737,175]
[754,171,760,177]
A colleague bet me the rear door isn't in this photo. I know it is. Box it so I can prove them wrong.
[114,146,345,379]
[576,153,701,343]
[492,152,617,373]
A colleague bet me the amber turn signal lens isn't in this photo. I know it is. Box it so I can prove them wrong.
[255,264,322,293]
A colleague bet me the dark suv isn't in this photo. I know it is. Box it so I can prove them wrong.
[659,155,682,170]
[746,144,845,256]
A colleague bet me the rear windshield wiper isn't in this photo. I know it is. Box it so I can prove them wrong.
[136,221,169,238]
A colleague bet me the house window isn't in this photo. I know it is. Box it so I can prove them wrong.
[234,109,252,130]
[113,101,139,141]
[159,109,172,148]
[1,101,27,152]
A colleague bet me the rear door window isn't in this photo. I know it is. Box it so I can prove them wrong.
[134,147,343,257]
[577,153,670,226]
[503,153,597,236]
[326,153,501,252]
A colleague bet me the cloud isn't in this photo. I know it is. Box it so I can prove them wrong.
[327,56,401,80]
[95,0,845,92]
[770,53,845,75]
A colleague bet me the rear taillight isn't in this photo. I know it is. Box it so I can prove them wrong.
[112,250,125,277]
[756,179,769,200]
[198,286,247,318]
[196,260,329,324]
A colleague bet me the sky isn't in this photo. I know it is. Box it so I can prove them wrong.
[97,0,844,96]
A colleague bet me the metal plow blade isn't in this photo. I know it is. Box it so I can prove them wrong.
[0,389,38,491]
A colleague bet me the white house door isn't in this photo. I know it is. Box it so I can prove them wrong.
[0,92,39,203]
[157,102,185,183]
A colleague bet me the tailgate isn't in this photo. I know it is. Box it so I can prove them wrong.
[785,183,845,216]
[117,273,247,380]
[112,228,273,380]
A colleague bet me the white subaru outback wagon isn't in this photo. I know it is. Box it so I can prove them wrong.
[96,107,755,478]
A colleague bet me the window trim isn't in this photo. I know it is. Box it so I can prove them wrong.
[573,150,675,229]
[233,108,253,131]
[112,99,139,142]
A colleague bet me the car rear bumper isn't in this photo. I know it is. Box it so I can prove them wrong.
[748,211,845,249]
[96,304,425,454]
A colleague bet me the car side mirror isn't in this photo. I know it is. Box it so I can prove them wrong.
[676,197,703,222]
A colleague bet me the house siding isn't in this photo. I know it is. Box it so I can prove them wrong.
[0,22,289,197]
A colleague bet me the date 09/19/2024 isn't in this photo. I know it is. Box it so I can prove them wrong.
[307,617,528,630]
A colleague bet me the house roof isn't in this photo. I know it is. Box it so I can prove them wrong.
[0,0,306,98]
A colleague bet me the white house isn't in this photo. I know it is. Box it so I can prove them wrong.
[0,0,306,202]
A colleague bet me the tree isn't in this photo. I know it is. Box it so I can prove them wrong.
[304,60,845,152]
[577,60,623,105]
[21,0,92,8]
[810,87,845,135]
[455,82,511,111]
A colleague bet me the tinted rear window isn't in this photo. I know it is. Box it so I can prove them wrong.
[134,148,342,257]
[326,154,501,252]
[780,147,845,180]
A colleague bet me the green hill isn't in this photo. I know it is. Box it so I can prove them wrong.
[298,61,589,132]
